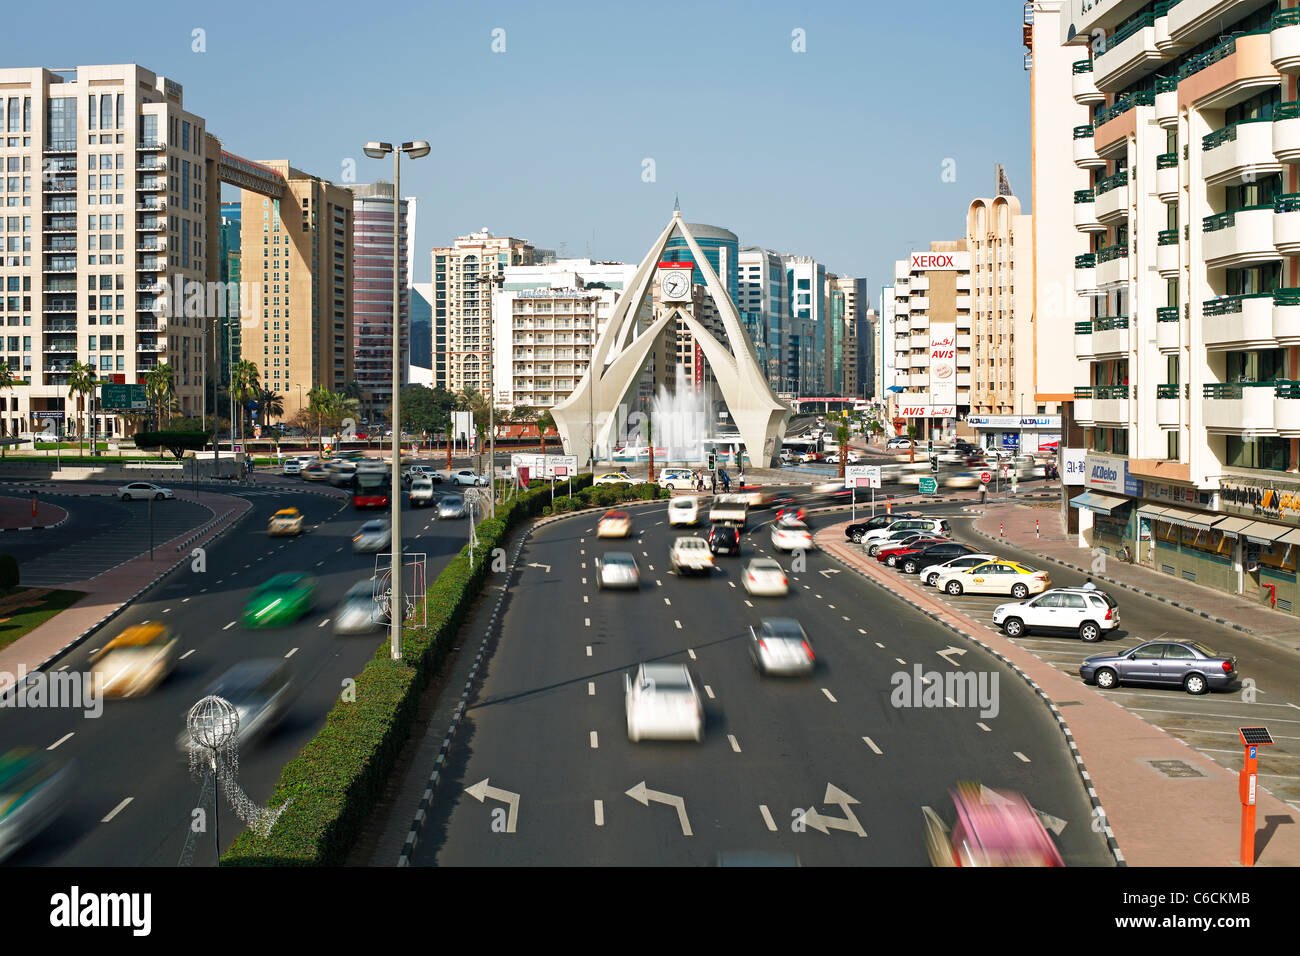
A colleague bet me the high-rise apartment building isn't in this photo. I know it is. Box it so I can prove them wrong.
[238,160,353,421]
[0,64,220,437]
[785,256,828,393]
[218,201,241,397]
[738,247,791,393]
[346,181,411,418]
[834,276,870,398]
[966,195,1034,416]
[432,229,535,396]
[409,281,432,379]
[1052,0,1300,613]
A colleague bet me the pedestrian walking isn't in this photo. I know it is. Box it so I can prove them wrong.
[720,468,731,494]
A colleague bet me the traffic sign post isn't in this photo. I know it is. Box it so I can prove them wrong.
[918,476,937,495]
[845,465,882,521]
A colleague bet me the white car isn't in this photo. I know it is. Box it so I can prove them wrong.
[409,477,435,507]
[749,618,815,676]
[861,518,951,553]
[118,482,173,501]
[595,551,640,590]
[451,469,489,486]
[922,553,999,587]
[668,496,700,527]
[282,459,303,476]
[886,437,912,449]
[935,560,1051,599]
[594,472,638,485]
[993,587,1120,642]
[823,452,840,464]
[327,460,358,486]
[670,536,714,575]
[625,663,704,742]
[658,469,697,491]
[742,558,789,597]
[770,522,813,552]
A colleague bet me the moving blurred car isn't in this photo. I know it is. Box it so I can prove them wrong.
[352,519,392,553]
[668,496,700,527]
[242,573,317,627]
[771,521,813,552]
[89,621,180,698]
[117,482,173,501]
[409,477,435,507]
[404,464,442,484]
[923,783,1064,867]
[437,495,467,519]
[936,560,1050,598]
[707,524,741,556]
[0,749,74,862]
[625,663,704,742]
[597,510,632,538]
[775,507,806,526]
[922,552,999,587]
[175,659,293,752]
[334,579,385,635]
[993,587,1120,642]
[658,469,697,491]
[302,462,328,482]
[1080,640,1237,695]
[282,458,303,476]
[670,536,714,575]
[885,437,912,450]
[944,471,982,490]
[327,459,358,487]
[595,551,640,590]
[749,618,815,676]
[742,557,789,596]
[899,541,983,576]
[451,469,489,487]
[594,471,638,485]
[268,507,305,536]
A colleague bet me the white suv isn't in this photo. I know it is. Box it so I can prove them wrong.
[861,518,951,554]
[992,587,1120,642]
[668,496,700,527]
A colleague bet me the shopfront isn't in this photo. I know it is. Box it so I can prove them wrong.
[1216,475,1300,614]
[966,415,1062,454]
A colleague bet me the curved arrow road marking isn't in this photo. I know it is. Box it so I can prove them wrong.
[626,781,692,836]
[465,778,520,833]
[800,783,866,837]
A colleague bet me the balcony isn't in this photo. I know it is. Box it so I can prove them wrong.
[955,295,971,310]
[1153,75,1179,128]
[1157,230,1180,276]
[42,340,76,353]
[909,332,929,349]
[136,342,163,353]
[1074,321,1095,361]
[136,258,163,271]
[1272,288,1300,344]
[42,301,76,314]
[1095,170,1129,223]
[1203,382,1276,436]
[1276,381,1300,436]
[1157,306,1181,352]
[1073,126,1104,169]
[1074,190,1104,232]
[135,199,166,212]
[911,276,930,292]
[912,296,930,311]
[1094,13,1161,90]
[1174,28,1280,109]
[1273,8,1300,73]
[1072,386,1095,424]
[1274,193,1300,254]
[1094,384,1130,425]
[42,178,76,194]
[956,335,972,350]
[136,140,166,151]
[137,179,165,192]
[1202,119,1280,187]
[1072,60,1104,104]
[956,350,972,367]
[909,311,928,330]
[135,159,166,172]
[135,240,167,253]
[1094,316,1131,357]
[1093,90,1154,152]
[893,318,910,335]
[1203,293,1275,350]
[1202,207,1279,268]
[955,275,971,291]
[1075,253,1097,294]
[1157,383,1181,428]
[42,319,76,332]
[1096,243,1129,287]
[1156,152,1179,200]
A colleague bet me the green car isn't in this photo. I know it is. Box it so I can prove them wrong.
[242,573,317,628]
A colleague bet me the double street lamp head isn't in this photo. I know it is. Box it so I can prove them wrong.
[362,141,431,160]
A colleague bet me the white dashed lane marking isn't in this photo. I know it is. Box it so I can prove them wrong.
[1014,751,1031,763]
[594,800,604,826]
[977,722,992,732]
[863,737,883,755]
[759,805,777,832]
[101,798,133,823]
[822,689,837,703]
[48,733,73,751]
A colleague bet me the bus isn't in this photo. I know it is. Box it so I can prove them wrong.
[352,470,390,509]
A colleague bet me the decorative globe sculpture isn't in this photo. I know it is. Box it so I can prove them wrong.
[187,695,239,751]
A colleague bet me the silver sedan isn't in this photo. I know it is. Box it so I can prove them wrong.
[1080,640,1239,695]
[352,519,392,553]
[749,618,815,676]
[437,495,467,519]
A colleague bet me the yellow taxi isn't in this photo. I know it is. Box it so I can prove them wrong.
[597,509,632,538]
[90,622,180,698]
[268,508,305,536]
[935,560,1051,599]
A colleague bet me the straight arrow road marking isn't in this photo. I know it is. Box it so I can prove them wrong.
[626,782,692,836]
[464,778,519,833]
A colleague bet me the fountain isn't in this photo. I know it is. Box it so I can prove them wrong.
[651,364,712,465]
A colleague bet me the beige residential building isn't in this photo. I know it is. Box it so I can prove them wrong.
[966,195,1035,416]
[0,64,220,437]
[432,229,535,397]
[238,161,353,422]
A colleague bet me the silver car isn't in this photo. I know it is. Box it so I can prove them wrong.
[352,519,392,553]
[334,579,385,635]
[1079,640,1238,695]
[0,749,75,863]
[437,495,467,519]
[175,659,293,752]
[595,551,640,590]
[749,618,816,676]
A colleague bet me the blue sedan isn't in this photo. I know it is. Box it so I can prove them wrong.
[1080,640,1238,695]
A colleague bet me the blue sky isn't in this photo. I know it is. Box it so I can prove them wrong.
[6,0,1033,300]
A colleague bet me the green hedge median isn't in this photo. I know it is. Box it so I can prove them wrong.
[223,474,670,865]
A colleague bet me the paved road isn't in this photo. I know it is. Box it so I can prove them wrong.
[0,480,473,866]
[407,497,1114,866]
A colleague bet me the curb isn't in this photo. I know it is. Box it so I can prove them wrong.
[0,512,71,533]
[966,518,1265,638]
[816,529,1127,867]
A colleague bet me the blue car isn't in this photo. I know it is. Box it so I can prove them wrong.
[1080,640,1238,695]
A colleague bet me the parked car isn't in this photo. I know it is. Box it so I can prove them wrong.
[901,541,984,576]
[658,469,697,491]
[861,518,951,553]
[668,496,700,527]
[936,560,1050,599]
[402,464,441,485]
[334,579,385,635]
[843,513,899,543]
[267,507,305,536]
[707,524,741,556]
[993,587,1121,642]
[749,618,815,676]
[878,536,946,568]
[1079,640,1238,695]
[670,536,715,575]
[597,510,632,538]
[451,469,489,487]
[89,621,179,698]
[595,551,641,590]
[352,519,392,553]
[742,557,788,597]
[922,552,1000,587]
[625,663,703,742]
[864,528,930,557]
[175,659,293,751]
[594,471,638,485]
[118,482,173,501]
[282,458,303,476]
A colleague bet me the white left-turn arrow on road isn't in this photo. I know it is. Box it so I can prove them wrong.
[465,778,520,833]
[626,781,692,836]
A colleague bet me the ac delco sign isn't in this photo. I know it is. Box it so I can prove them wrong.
[910,252,971,272]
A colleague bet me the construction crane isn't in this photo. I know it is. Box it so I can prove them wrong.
[995,163,1013,197]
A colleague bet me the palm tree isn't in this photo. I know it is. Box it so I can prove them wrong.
[906,422,918,463]
[536,410,554,457]
[307,385,334,455]
[230,359,260,442]
[0,364,16,458]
[67,361,97,456]
[835,418,851,480]
[258,388,285,428]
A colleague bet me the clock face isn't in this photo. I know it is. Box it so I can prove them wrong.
[661,270,690,300]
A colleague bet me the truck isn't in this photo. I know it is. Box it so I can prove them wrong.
[709,494,749,529]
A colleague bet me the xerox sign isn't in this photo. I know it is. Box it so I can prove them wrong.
[910,252,971,272]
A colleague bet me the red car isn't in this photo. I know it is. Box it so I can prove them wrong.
[876,536,946,567]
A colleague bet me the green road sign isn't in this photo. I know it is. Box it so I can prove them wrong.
[918,476,938,495]
[100,383,147,410]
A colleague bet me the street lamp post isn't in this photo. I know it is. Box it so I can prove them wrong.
[477,271,503,517]
[364,140,429,661]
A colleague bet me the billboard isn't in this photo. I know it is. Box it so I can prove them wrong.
[929,322,956,409]
[909,251,971,272]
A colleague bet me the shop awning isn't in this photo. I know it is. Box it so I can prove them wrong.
[1137,505,1171,519]
[1070,492,1129,515]
[1147,506,1219,531]
[1278,528,1300,547]
[1239,520,1292,544]
[1210,516,1255,537]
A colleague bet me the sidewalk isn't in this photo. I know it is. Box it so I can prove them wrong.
[0,495,68,531]
[814,521,1300,866]
[0,486,253,685]
[972,500,1300,646]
